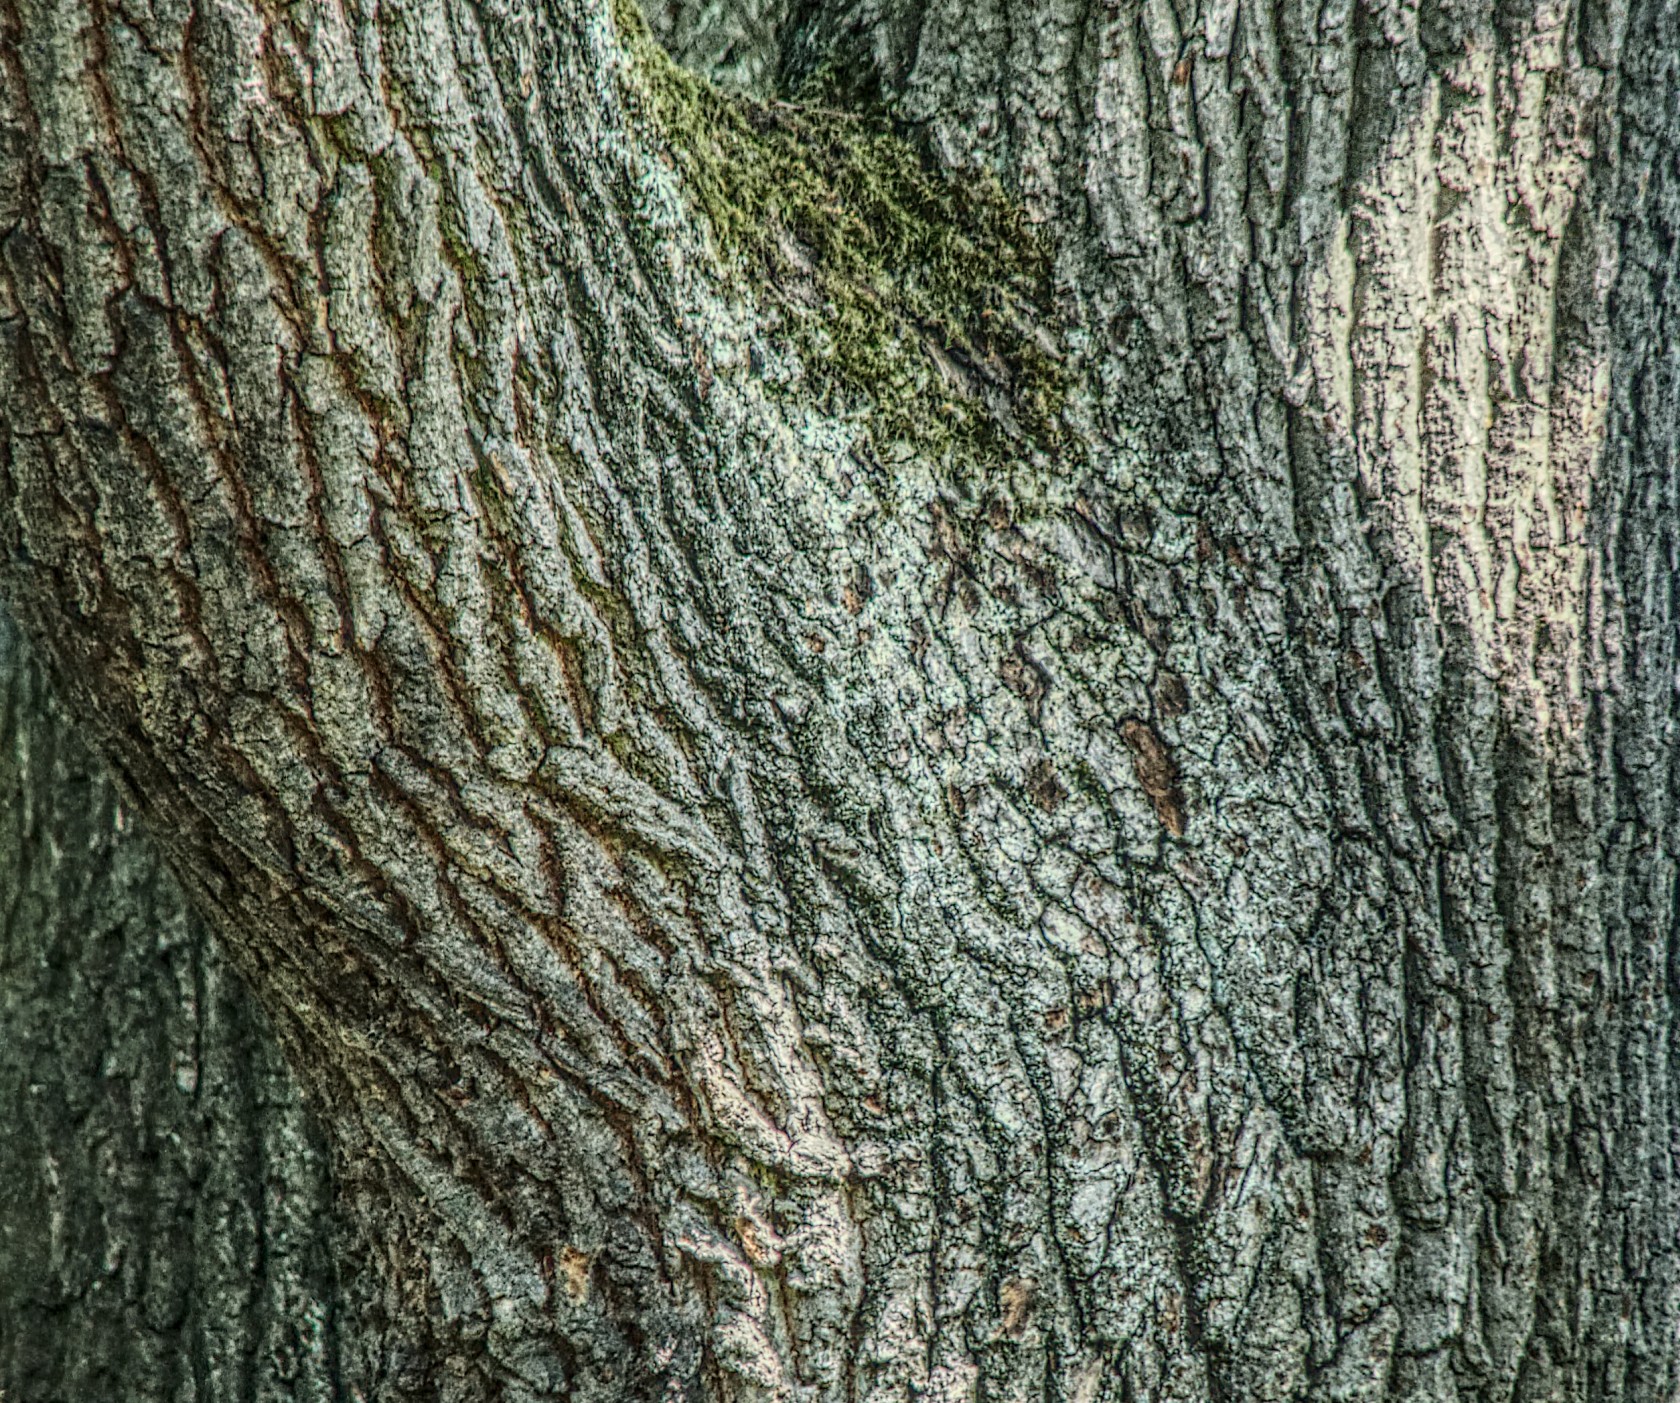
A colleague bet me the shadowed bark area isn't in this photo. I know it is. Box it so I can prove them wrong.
[0,613,344,1401]
[0,0,1677,1395]
[644,0,790,92]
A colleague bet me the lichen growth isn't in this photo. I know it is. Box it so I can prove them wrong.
[612,2,1068,468]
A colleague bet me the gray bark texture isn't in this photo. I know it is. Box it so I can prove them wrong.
[0,613,343,1400]
[1,0,1678,1395]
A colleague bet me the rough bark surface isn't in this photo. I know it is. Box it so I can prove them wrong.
[0,612,344,1401]
[644,0,788,92]
[1,0,1677,1396]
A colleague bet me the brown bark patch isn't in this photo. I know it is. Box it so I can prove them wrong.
[1000,645,1048,718]
[1152,669,1190,718]
[1025,757,1067,812]
[736,1216,782,1267]
[1121,720,1186,835]
[556,1246,593,1303]
[999,1277,1038,1338]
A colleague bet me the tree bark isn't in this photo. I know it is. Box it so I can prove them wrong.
[0,612,344,1400]
[1,0,1677,1396]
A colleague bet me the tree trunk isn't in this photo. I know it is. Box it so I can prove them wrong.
[1,0,1677,1394]
[0,612,344,1400]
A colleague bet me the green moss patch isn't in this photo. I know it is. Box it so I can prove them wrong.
[615,5,1068,467]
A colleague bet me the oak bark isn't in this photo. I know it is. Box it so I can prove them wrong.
[0,614,343,1400]
[2,0,1678,1397]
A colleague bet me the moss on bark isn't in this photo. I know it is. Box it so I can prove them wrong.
[615,2,1069,468]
